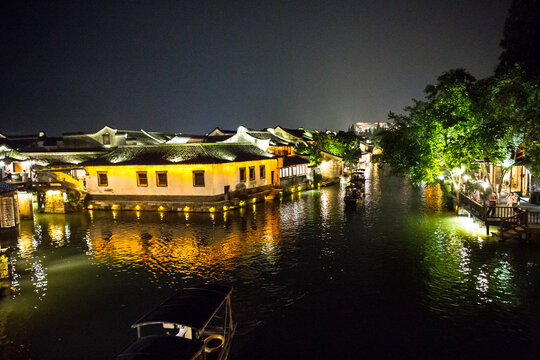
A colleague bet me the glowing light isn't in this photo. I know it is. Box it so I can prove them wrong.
[503,159,514,168]
[46,190,61,195]
[320,160,330,172]
[209,207,216,212]
[223,206,228,211]
[252,198,257,203]
[112,211,117,219]
[136,211,141,220]
[239,200,246,207]
[134,205,141,211]
[183,206,190,212]
[158,206,165,212]
[297,186,302,191]
[111,204,119,210]
[87,204,93,210]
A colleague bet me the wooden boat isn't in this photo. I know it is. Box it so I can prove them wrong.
[344,184,364,205]
[350,170,365,185]
[117,284,236,360]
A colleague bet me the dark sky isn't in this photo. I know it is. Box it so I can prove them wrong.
[1,0,511,136]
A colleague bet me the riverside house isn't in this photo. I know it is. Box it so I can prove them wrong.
[82,143,278,212]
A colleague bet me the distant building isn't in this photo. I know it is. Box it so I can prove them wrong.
[354,122,390,134]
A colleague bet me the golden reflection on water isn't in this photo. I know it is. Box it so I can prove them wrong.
[85,206,282,284]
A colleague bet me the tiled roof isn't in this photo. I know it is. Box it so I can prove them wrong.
[247,131,292,145]
[82,144,275,166]
[283,155,310,167]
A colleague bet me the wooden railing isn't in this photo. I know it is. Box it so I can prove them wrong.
[458,192,485,219]
[498,210,529,241]
[529,211,540,225]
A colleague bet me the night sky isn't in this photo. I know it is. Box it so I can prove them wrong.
[2,0,511,136]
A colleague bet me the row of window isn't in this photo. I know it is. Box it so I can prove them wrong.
[279,165,307,178]
[96,165,267,188]
[98,171,174,187]
[239,165,265,182]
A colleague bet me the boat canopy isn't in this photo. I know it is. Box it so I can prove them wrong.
[117,334,203,360]
[132,284,232,330]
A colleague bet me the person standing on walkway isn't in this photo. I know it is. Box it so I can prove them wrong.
[506,192,514,208]
[488,192,497,217]
[512,192,520,213]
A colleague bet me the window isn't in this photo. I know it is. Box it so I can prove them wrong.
[249,166,255,181]
[102,133,111,145]
[137,171,148,187]
[193,171,205,187]
[260,165,265,179]
[97,172,108,186]
[156,171,168,187]
[239,167,246,182]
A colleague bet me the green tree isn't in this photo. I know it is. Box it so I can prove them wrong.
[379,69,483,196]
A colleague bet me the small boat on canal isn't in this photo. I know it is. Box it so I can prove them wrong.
[117,284,236,360]
[350,169,366,185]
[344,184,364,205]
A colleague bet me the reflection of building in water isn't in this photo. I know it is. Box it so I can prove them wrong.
[86,207,282,282]
[423,184,443,213]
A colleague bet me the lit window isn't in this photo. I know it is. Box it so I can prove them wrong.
[239,167,246,182]
[136,172,148,187]
[260,165,265,179]
[97,172,108,186]
[193,171,205,187]
[102,133,111,145]
[156,171,168,187]
[249,166,255,181]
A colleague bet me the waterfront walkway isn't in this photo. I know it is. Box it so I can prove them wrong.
[458,192,540,240]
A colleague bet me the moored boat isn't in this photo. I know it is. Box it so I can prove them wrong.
[117,284,236,360]
[344,184,364,205]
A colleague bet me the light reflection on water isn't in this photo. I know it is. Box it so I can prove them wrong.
[2,168,540,358]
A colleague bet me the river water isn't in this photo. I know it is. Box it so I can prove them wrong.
[2,167,540,359]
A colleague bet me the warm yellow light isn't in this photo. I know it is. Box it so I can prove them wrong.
[134,205,141,210]
[223,206,228,211]
[209,207,215,212]
[184,206,190,212]
[46,190,61,195]
[239,200,246,207]
[320,160,330,171]
[112,211,117,219]
[111,204,119,210]
[158,206,165,212]
[297,186,301,191]
[87,204,93,210]
[252,198,257,203]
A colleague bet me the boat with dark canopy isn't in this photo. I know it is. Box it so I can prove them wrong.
[344,183,364,205]
[117,284,236,360]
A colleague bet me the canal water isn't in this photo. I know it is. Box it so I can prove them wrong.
[2,167,540,359]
